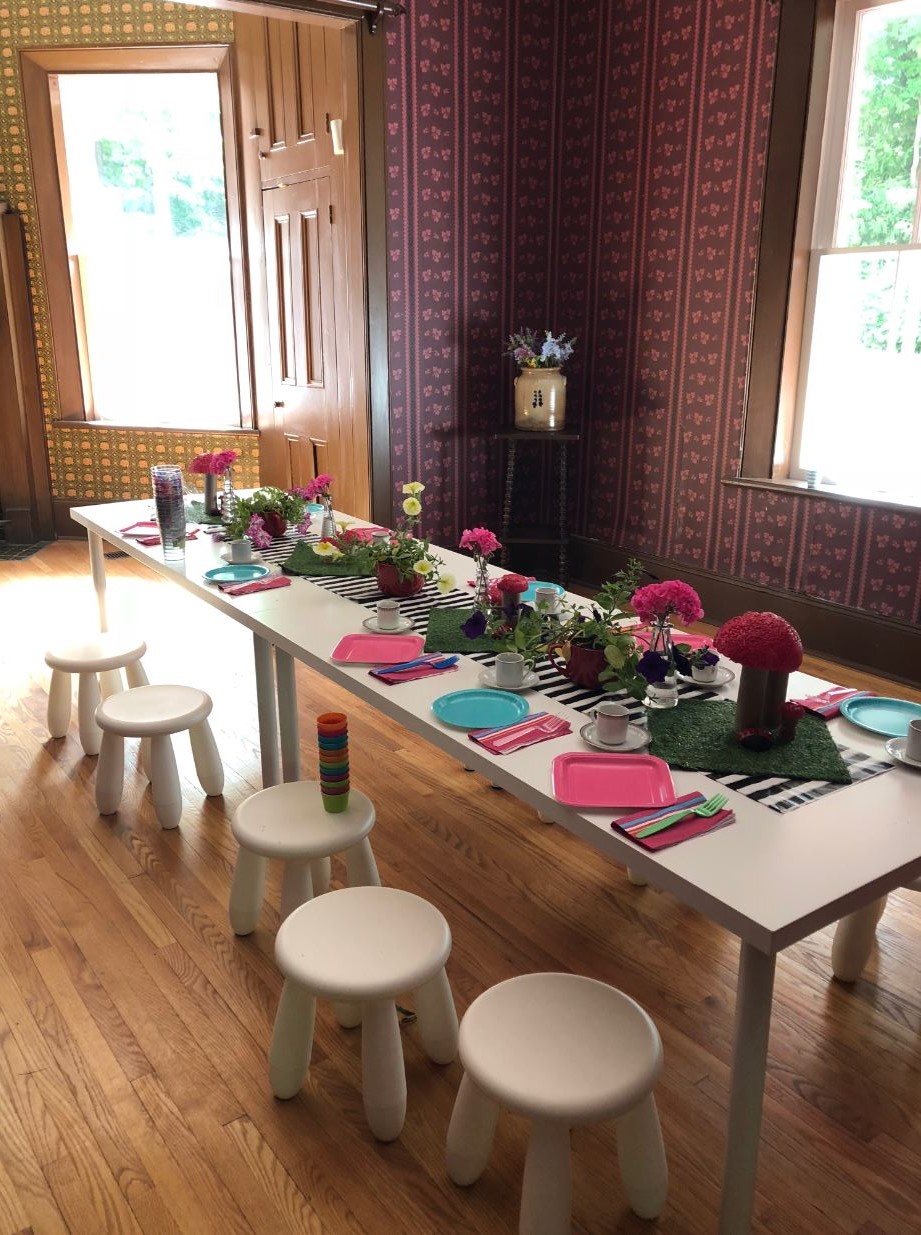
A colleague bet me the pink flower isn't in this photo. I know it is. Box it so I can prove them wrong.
[246,514,273,550]
[631,580,704,626]
[303,474,334,502]
[190,449,238,475]
[459,526,502,557]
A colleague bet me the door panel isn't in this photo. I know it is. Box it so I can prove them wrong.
[252,18,329,181]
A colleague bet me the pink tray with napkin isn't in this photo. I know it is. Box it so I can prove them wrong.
[551,753,676,809]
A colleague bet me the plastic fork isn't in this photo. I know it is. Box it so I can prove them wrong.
[634,793,728,839]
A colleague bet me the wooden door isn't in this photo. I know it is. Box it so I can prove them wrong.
[262,176,340,491]
[252,20,332,183]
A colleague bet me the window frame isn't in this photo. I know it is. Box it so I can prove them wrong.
[21,44,255,431]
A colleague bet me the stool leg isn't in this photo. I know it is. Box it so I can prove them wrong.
[831,895,887,982]
[446,1074,499,1185]
[280,859,313,922]
[125,658,149,688]
[519,1121,571,1235]
[140,738,152,781]
[96,732,125,815]
[229,849,267,935]
[189,720,224,796]
[361,999,406,1141]
[149,734,182,829]
[99,668,125,701]
[310,855,331,897]
[343,838,381,888]
[47,669,72,738]
[77,671,102,755]
[414,967,458,1064]
[616,1093,668,1219]
[627,868,648,887]
[334,1002,362,1029]
[269,979,317,1099]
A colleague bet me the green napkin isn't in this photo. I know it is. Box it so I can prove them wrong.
[424,606,500,653]
[647,699,851,783]
[282,539,374,577]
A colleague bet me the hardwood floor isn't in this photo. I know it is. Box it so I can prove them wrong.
[1,540,920,1234]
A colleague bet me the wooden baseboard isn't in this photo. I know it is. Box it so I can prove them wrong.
[569,535,921,686]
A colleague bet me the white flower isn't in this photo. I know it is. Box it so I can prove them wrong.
[436,573,455,594]
[312,540,342,559]
[402,481,425,495]
[402,497,422,517]
[412,559,433,576]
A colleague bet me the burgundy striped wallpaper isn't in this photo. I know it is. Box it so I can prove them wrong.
[385,0,921,626]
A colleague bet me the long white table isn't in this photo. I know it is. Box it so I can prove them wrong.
[71,498,921,1233]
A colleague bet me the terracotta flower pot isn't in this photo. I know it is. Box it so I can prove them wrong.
[376,561,424,598]
[547,642,607,690]
[260,511,287,540]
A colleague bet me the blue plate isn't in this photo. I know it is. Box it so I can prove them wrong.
[432,689,528,730]
[840,696,921,738]
[203,564,270,584]
[307,503,324,513]
[521,580,566,604]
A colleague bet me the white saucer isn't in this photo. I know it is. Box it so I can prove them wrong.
[478,667,541,692]
[678,666,735,688]
[885,737,921,770]
[221,549,265,565]
[362,614,414,635]
[579,721,650,752]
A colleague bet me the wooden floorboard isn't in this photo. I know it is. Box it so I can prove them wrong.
[1,540,920,1234]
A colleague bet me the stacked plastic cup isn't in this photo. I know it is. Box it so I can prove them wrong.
[317,712,349,813]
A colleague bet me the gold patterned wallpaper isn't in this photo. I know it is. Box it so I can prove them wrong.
[0,0,261,502]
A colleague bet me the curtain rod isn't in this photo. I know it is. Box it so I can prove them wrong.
[199,0,405,33]
[306,0,405,32]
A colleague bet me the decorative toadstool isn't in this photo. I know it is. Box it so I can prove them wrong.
[714,611,803,748]
[496,573,529,623]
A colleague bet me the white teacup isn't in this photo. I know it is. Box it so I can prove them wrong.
[907,718,921,762]
[495,651,526,688]
[592,700,629,745]
[377,599,400,630]
[692,662,720,683]
[534,585,560,615]
[229,539,253,563]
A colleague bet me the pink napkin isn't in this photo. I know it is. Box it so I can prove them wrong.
[370,663,458,685]
[612,794,736,850]
[137,531,199,546]
[469,713,572,755]
[341,526,390,542]
[789,687,874,719]
[120,520,158,534]
[219,575,291,597]
[633,626,713,651]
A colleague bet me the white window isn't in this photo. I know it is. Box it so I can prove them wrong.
[792,0,921,506]
[53,71,240,428]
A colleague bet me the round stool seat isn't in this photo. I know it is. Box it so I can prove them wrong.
[45,632,146,674]
[232,782,374,859]
[96,685,212,736]
[458,973,663,1123]
[276,886,451,1001]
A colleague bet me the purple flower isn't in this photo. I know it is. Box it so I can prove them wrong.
[637,650,668,684]
[462,610,488,639]
[673,647,692,676]
[246,514,273,550]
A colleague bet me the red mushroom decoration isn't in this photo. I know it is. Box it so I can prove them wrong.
[496,573,529,623]
[714,612,803,749]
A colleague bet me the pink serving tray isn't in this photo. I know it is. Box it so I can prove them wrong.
[330,633,425,665]
[551,753,676,809]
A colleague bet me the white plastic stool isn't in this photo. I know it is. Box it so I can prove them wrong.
[95,685,224,829]
[229,782,380,934]
[270,885,458,1141]
[45,633,148,755]
[446,973,668,1233]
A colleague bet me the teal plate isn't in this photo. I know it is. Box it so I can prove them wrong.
[840,696,921,738]
[432,689,528,730]
[203,564,270,584]
[521,580,566,604]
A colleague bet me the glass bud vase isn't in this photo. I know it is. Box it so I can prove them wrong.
[320,496,337,540]
[473,555,491,612]
[644,619,679,709]
[220,467,237,526]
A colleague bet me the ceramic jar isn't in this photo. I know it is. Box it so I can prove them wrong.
[514,367,567,431]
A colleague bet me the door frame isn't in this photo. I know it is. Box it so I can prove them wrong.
[233,3,392,524]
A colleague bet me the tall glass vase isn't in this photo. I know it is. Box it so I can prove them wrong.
[473,555,491,612]
[320,495,337,540]
[151,464,187,562]
[644,618,679,709]
[220,467,237,527]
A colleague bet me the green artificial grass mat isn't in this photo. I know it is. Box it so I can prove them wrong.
[186,500,224,525]
[281,540,374,577]
[647,699,851,782]
[424,606,502,653]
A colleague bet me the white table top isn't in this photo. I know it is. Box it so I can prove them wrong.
[72,499,921,955]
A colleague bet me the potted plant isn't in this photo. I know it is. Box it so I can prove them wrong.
[224,486,311,547]
[322,481,442,597]
[505,328,576,431]
[547,561,643,691]
[675,644,721,683]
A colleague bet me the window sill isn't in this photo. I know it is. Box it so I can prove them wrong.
[724,476,920,516]
[54,420,258,436]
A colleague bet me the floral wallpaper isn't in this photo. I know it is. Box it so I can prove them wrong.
[384,0,921,625]
[0,0,260,502]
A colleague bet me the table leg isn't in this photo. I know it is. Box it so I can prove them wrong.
[275,648,300,782]
[253,634,281,788]
[88,532,109,632]
[719,942,776,1234]
[559,441,568,585]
